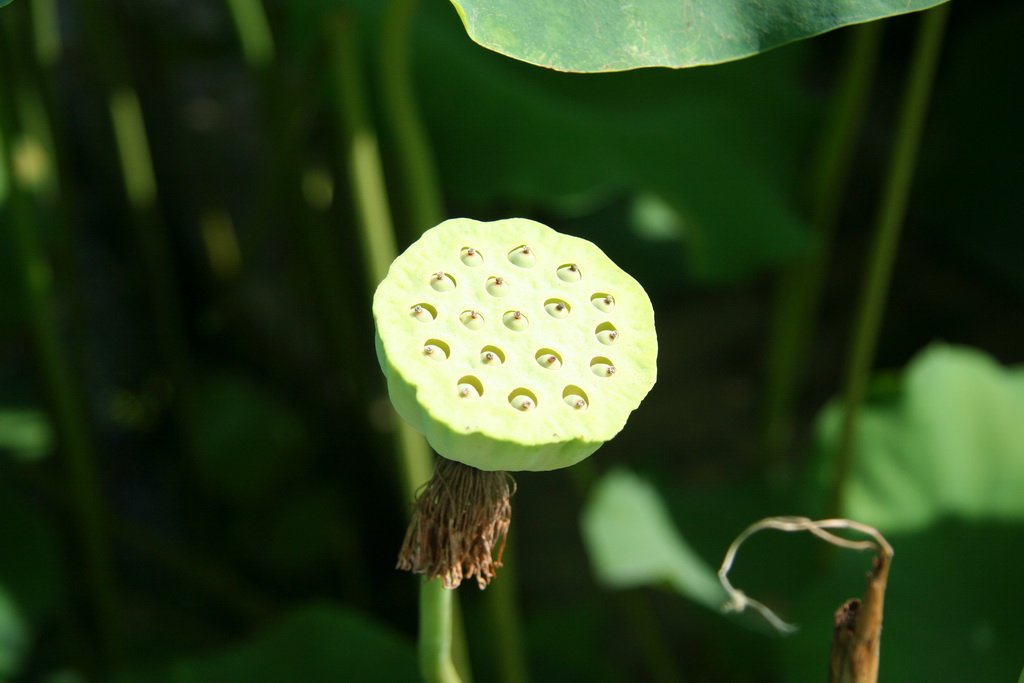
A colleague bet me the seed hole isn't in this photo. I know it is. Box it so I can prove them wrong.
[562,385,589,411]
[460,247,484,267]
[480,346,505,366]
[591,293,615,312]
[535,348,562,370]
[557,263,582,283]
[596,322,619,345]
[410,303,437,322]
[457,375,484,399]
[502,310,529,332]
[544,298,571,319]
[460,310,485,330]
[508,388,538,412]
[507,245,536,268]
[486,276,510,297]
[423,339,450,362]
[591,356,616,377]
[430,272,456,292]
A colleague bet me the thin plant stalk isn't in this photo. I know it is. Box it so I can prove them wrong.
[828,4,951,518]
[328,13,464,683]
[761,22,884,478]
[223,0,275,69]
[71,0,196,437]
[378,0,444,238]
[420,580,462,683]
[0,24,122,670]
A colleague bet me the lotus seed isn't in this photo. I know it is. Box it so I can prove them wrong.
[431,272,456,292]
[460,247,483,266]
[458,383,481,399]
[486,276,510,297]
[596,324,619,346]
[503,310,528,331]
[591,358,616,377]
[480,346,505,366]
[508,245,537,268]
[536,349,562,370]
[460,310,485,330]
[544,299,570,319]
[424,344,448,361]
[510,395,535,411]
[564,395,587,410]
[410,304,435,322]
[591,293,615,312]
[557,263,582,283]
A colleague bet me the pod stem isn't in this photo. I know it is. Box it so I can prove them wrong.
[398,457,515,590]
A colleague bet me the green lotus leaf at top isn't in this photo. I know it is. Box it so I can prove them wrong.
[373,218,657,472]
[448,0,948,72]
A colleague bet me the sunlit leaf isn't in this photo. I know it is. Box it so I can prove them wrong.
[580,468,726,608]
[448,0,948,72]
[816,343,1024,533]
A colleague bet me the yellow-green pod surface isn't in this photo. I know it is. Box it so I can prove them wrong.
[373,218,657,472]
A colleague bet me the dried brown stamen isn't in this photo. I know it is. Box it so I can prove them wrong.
[397,457,516,589]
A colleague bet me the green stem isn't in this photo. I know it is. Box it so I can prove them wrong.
[828,4,950,518]
[328,13,464,683]
[420,581,462,683]
[761,22,884,477]
[379,0,444,236]
[0,23,122,671]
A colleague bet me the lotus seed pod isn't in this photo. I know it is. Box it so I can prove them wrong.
[373,217,658,472]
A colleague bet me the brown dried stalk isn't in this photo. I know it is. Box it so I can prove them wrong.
[397,457,516,589]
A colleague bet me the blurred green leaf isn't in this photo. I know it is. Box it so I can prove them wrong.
[0,489,62,679]
[417,0,817,281]
[0,408,53,462]
[580,468,726,609]
[112,604,417,683]
[192,372,311,508]
[816,343,1024,533]
[448,0,947,72]
[0,586,27,678]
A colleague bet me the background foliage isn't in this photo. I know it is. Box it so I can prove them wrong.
[1,0,1022,681]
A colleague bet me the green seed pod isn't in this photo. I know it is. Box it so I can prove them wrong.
[373,217,657,472]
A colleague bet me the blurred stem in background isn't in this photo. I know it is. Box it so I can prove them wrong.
[829,3,951,518]
[328,10,469,683]
[70,0,198,450]
[223,0,374,603]
[379,0,444,240]
[0,14,123,674]
[761,21,884,479]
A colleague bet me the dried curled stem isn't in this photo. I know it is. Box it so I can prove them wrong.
[397,457,516,589]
